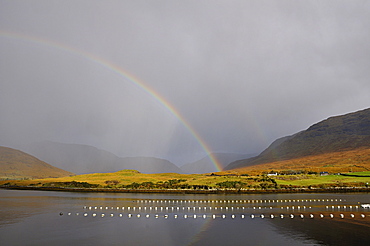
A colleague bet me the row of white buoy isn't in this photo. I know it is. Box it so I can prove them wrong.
[134,199,343,204]
[62,212,368,219]
[84,206,248,211]
[253,213,367,219]
[83,206,282,211]
[326,205,360,210]
[83,205,366,212]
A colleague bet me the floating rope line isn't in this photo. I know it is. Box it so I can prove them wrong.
[60,212,369,220]
[60,198,370,220]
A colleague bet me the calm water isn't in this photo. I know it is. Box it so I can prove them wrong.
[0,189,369,246]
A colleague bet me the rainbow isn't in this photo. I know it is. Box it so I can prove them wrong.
[0,30,223,171]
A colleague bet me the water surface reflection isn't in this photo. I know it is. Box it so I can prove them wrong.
[0,189,369,245]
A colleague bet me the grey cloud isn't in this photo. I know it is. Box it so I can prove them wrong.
[1,0,369,165]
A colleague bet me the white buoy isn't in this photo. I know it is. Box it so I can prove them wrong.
[241,214,245,219]
[93,213,97,217]
[340,214,344,218]
[101,213,105,217]
[110,213,114,217]
[128,214,132,218]
[174,214,177,218]
[231,214,235,219]
[212,214,216,219]
[310,214,314,219]
[222,215,226,219]
[270,214,274,219]
[350,214,354,218]
[300,214,304,219]
[280,214,284,219]
[320,214,324,218]
[119,214,123,217]
[330,214,334,218]
[251,214,255,219]
[290,214,294,219]
[260,214,264,219]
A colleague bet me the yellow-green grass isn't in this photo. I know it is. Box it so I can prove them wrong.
[1,170,369,189]
[346,171,370,176]
[232,148,370,175]
[0,170,258,187]
[276,174,370,187]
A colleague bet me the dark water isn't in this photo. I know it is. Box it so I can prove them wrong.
[0,189,369,246]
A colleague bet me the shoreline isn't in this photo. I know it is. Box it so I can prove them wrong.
[1,185,370,194]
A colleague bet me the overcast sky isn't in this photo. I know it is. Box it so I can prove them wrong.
[1,0,369,165]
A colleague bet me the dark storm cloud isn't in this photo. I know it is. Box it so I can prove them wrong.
[1,0,369,165]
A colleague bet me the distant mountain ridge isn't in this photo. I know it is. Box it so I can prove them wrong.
[0,146,73,179]
[20,141,182,174]
[226,108,370,170]
[181,153,255,173]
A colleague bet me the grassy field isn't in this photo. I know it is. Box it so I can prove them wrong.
[1,148,370,191]
[1,169,369,191]
[275,174,370,187]
[231,148,370,175]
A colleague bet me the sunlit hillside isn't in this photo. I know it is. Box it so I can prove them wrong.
[0,146,74,180]
[227,108,370,170]
[229,147,370,175]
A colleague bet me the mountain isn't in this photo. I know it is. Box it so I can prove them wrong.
[226,108,370,170]
[0,146,73,180]
[118,157,182,174]
[181,153,255,173]
[20,141,182,174]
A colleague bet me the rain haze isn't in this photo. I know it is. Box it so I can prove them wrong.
[1,0,369,167]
